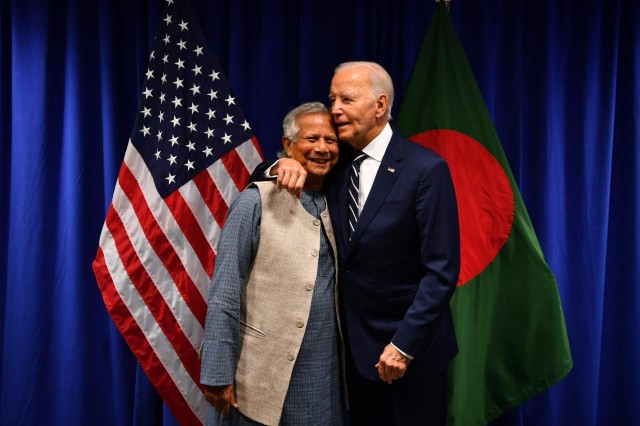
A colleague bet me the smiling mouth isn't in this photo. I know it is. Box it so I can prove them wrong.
[309,159,330,165]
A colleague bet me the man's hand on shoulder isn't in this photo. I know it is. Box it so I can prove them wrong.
[272,158,306,198]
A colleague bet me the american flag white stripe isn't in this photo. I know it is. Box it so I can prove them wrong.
[119,147,215,326]
[115,166,209,328]
[108,182,204,350]
[99,223,198,375]
[164,190,216,277]
[94,241,206,424]
[190,167,230,229]
[221,148,252,191]
[236,137,264,172]
[124,143,211,298]
[103,199,201,376]
[179,180,222,254]
[179,142,261,257]
[94,249,205,425]
[207,157,240,209]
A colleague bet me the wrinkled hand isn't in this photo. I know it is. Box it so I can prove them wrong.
[271,158,306,198]
[204,384,238,417]
[375,344,412,384]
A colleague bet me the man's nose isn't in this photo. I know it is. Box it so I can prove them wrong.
[315,139,329,152]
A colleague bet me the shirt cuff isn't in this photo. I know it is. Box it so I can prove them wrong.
[391,342,414,360]
[264,159,281,179]
[200,339,237,385]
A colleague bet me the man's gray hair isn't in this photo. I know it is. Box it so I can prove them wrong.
[282,102,331,141]
[335,61,394,120]
[278,102,332,158]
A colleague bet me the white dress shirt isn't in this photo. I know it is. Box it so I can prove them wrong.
[356,123,393,213]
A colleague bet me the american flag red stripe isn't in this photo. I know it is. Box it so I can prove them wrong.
[94,249,203,426]
[103,202,202,383]
[92,0,264,422]
[220,146,252,191]
[207,156,242,214]
[178,178,222,253]
[164,189,216,276]
[191,171,229,229]
[116,153,208,325]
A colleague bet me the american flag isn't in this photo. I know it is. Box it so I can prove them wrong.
[92,0,263,423]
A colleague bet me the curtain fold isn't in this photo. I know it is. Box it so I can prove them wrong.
[1,0,638,425]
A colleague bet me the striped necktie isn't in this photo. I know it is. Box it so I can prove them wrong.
[348,151,366,239]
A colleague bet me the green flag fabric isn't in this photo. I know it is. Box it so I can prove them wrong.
[395,3,573,425]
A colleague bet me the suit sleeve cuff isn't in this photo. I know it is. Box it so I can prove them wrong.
[264,159,280,179]
[391,342,414,360]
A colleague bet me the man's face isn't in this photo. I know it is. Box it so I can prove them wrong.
[283,113,339,187]
[329,67,382,149]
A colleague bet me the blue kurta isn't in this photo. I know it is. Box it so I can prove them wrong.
[202,187,342,426]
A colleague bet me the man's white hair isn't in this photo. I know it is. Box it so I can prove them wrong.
[335,61,394,120]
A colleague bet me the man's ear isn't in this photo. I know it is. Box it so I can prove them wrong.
[375,94,388,119]
[282,137,293,157]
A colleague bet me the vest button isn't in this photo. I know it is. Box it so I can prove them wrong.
[305,282,314,291]
[296,320,305,328]
[311,249,318,257]
[287,353,295,361]
[313,219,320,226]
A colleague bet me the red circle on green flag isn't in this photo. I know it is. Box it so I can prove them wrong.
[411,129,515,286]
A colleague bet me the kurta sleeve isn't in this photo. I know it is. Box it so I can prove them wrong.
[200,187,261,386]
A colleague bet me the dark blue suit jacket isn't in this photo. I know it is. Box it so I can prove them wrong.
[251,130,460,382]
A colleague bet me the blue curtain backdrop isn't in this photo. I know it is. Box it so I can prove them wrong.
[1,0,638,425]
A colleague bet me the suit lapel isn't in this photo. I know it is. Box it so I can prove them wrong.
[347,133,405,253]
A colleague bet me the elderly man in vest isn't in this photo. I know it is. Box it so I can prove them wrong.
[200,102,343,426]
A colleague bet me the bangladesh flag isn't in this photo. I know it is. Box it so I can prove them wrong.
[395,3,573,425]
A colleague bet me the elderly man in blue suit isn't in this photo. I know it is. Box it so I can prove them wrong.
[253,61,460,425]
